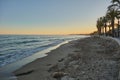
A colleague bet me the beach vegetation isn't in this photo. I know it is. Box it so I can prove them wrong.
[96,0,120,37]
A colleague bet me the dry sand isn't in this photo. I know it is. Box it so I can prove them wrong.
[14,36,120,80]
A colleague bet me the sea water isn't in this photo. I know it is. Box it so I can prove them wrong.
[0,35,86,67]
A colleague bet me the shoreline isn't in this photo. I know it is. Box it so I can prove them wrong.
[14,38,79,80]
[14,36,120,80]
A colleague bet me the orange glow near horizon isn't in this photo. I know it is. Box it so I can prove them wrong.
[0,25,96,35]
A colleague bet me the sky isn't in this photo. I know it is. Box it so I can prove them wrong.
[0,0,110,35]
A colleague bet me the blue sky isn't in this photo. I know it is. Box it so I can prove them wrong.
[0,0,110,34]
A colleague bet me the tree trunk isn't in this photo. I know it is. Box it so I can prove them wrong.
[118,19,120,37]
[111,18,115,37]
[102,27,104,36]
[108,22,111,36]
[98,27,102,35]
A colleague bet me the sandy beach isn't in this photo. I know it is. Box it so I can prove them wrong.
[14,36,120,80]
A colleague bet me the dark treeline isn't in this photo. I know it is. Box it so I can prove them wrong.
[96,0,120,37]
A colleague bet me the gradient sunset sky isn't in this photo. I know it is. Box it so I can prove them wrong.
[0,0,110,35]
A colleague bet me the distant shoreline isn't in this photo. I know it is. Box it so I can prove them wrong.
[69,34,90,35]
